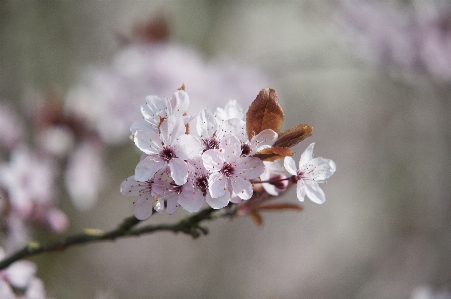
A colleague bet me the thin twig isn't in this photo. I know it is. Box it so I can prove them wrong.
[0,206,236,270]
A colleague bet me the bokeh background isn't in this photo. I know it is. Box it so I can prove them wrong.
[1,1,451,298]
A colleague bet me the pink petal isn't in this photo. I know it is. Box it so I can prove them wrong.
[169,158,189,185]
[168,90,190,116]
[141,95,167,126]
[231,177,253,200]
[206,191,230,209]
[130,119,157,135]
[196,109,217,138]
[223,118,247,143]
[134,158,164,182]
[235,156,265,179]
[178,190,205,213]
[220,135,241,162]
[174,134,201,160]
[6,260,36,288]
[166,196,179,215]
[134,194,153,220]
[208,172,228,198]
[134,130,162,155]
[159,116,185,145]
[202,149,223,172]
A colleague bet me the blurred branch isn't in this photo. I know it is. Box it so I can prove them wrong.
[0,206,236,270]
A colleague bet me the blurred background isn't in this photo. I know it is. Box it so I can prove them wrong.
[1,1,451,298]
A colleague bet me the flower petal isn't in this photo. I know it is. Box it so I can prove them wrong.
[299,143,315,167]
[251,129,278,153]
[134,130,162,155]
[134,194,153,220]
[174,134,201,160]
[284,156,297,176]
[306,157,337,181]
[130,119,157,135]
[206,191,230,209]
[178,189,204,213]
[141,95,167,126]
[208,172,228,198]
[134,158,164,182]
[235,156,265,179]
[202,149,223,172]
[231,177,253,200]
[304,181,326,204]
[166,196,179,215]
[220,134,241,162]
[168,90,189,116]
[159,116,186,145]
[296,180,307,202]
[223,118,247,143]
[168,158,189,185]
[196,109,217,138]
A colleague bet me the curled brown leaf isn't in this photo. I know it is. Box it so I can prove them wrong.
[246,88,284,139]
[253,146,293,162]
[273,124,312,148]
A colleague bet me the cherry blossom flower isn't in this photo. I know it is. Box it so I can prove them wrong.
[215,99,245,122]
[0,247,47,299]
[66,43,272,144]
[132,90,195,136]
[133,115,201,185]
[203,135,265,208]
[284,143,336,204]
[120,175,158,220]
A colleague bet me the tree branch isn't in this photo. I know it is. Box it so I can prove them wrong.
[0,206,236,270]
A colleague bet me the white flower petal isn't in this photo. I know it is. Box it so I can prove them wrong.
[168,90,189,116]
[134,158,164,182]
[174,134,201,160]
[130,119,157,135]
[235,156,265,179]
[196,109,217,138]
[231,177,253,200]
[284,156,297,176]
[296,180,307,202]
[251,129,278,152]
[141,95,167,126]
[202,149,223,172]
[0,280,15,299]
[134,194,153,220]
[299,143,315,167]
[159,116,186,145]
[178,190,204,213]
[304,181,326,204]
[208,172,228,198]
[308,157,337,181]
[120,176,146,196]
[206,191,230,209]
[134,130,162,155]
[220,135,241,162]
[169,158,189,185]
[6,260,36,289]
[223,118,247,142]
[25,278,47,299]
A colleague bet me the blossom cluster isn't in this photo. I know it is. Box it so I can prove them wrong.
[121,89,336,220]
[337,1,451,83]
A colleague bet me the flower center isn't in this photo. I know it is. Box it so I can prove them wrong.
[160,147,176,162]
[220,163,235,178]
[203,138,219,151]
[241,143,251,156]
[195,175,209,196]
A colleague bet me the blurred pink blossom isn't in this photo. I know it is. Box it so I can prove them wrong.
[66,42,272,144]
[337,1,451,83]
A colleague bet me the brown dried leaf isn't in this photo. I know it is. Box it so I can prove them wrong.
[246,88,284,139]
[258,203,304,212]
[273,124,313,148]
[253,147,293,162]
[249,211,263,226]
